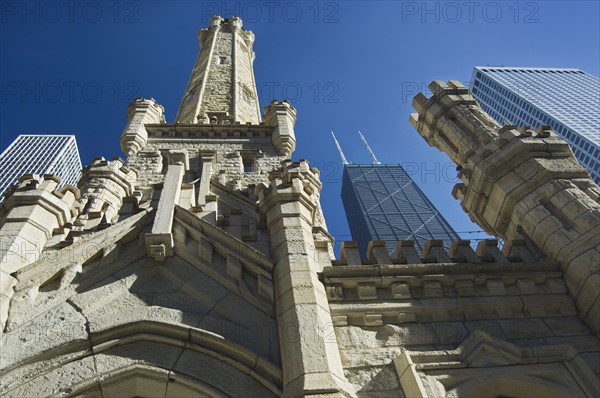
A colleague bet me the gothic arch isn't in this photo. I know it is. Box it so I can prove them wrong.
[455,376,576,398]
[1,321,281,397]
[65,364,225,397]
[394,331,598,398]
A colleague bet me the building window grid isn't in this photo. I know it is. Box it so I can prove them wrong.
[0,135,82,200]
[471,67,600,184]
[344,165,459,254]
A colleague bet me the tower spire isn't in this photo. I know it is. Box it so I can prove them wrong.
[358,130,381,164]
[331,131,349,165]
[175,16,261,125]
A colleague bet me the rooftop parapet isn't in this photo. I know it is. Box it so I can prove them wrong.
[333,239,541,266]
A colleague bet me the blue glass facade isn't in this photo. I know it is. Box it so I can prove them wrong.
[469,67,600,184]
[341,164,459,256]
[0,135,82,202]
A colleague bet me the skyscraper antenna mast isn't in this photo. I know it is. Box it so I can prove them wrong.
[331,131,349,165]
[358,130,381,164]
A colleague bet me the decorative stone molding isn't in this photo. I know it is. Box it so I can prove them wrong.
[173,205,275,314]
[0,174,80,330]
[394,331,598,397]
[0,174,80,272]
[0,321,282,397]
[145,124,272,139]
[323,255,572,325]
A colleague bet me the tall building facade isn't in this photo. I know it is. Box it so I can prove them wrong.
[341,164,459,255]
[0,135,82,201]
[0,19,598,398]
[469,67,600,184]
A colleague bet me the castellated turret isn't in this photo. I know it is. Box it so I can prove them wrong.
[0,16,355,398]
[120,97,165,156]
[410,80,600,334]
[264,100,297,158]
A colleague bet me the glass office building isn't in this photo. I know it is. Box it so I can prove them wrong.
[0,135,82,202]
[341,164,460,256]
[469,67,600,184]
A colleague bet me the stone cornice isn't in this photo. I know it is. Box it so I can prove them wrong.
[145,123,273,140]
[323,261,572,326]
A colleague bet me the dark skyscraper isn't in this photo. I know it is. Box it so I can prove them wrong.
[341,163,460,256]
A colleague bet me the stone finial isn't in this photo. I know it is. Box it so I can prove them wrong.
[210,15,224,27]
[264,100,297,157]
[229,16,243,30]
[77,158,137,226]
[120,98,165,156]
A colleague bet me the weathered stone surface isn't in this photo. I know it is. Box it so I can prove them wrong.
[2,20,600,398]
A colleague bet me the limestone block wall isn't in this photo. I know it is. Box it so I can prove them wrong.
[122,124,289,257]
[126,127,285,191]
[201,29,234,118]
[234,31,260,124]
[0,208,281,397]
[324,240,600,397]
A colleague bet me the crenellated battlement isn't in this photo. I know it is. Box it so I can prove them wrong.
[0,173,80,224]
[333,238,540,266]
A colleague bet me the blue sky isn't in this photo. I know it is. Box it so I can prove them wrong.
[1,1,599,250]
